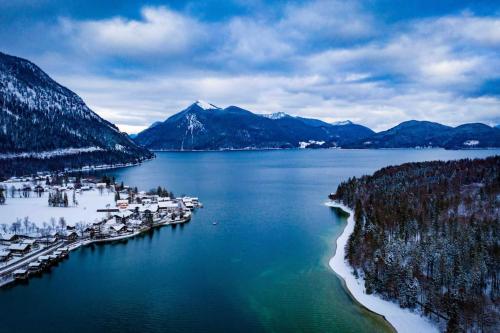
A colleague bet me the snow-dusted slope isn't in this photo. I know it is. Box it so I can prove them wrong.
[261,112,289,120]
[194,100,220,110]
[134,102,375,150]
[0,51,152,175]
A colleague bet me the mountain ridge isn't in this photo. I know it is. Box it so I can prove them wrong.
[0,51,153,176]
[134,102,375,150]
[135,102,500,150]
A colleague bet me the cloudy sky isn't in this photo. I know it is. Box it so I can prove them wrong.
[1,0,499,133]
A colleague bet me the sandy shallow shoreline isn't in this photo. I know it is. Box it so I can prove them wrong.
[326,201,439,333]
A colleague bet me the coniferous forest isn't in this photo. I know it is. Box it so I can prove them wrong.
[330,156,499,332]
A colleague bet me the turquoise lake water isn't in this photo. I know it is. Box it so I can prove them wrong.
[1,149,498,333]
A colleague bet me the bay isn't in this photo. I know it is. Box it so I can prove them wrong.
[1,149,498,333]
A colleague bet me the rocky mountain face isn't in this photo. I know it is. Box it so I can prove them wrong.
[0,52,152,176]
[134,101,374,150]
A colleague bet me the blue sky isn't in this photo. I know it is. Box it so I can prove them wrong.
[1,0,499,133]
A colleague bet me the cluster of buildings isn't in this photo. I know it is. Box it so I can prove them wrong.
[0,174,202,286]
[93,192,201,239]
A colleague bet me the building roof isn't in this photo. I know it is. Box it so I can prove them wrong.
[8,243,30,251]
[111,224,126,232]
[0,233,17,241]
[158,201,179,209]
[13,269,27,274]
[113,210,133,218]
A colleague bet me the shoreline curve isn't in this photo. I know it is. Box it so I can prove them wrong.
[326,201,439,333]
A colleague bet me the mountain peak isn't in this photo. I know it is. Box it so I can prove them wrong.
[261,112,290,120]
[193,100,220,110]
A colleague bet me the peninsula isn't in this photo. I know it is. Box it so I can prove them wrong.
[328,156,499,332]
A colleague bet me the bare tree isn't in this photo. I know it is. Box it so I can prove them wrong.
[75,222,86,238]
[23,217,30,233]
[50,217,56,230]
[58,217,66,230]
[12,218,22,234]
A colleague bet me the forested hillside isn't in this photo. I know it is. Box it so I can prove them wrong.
[330,156,499,332]
[133,101,374,150]
[0,51,153,177]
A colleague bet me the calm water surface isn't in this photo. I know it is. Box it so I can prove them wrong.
[1,149,498,333]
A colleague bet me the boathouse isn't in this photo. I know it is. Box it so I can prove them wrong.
[13,269,28,280]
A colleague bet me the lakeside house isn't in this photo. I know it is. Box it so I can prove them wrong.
[8,243,31,256]
[116,199,128,209]
[0,250,12,262]
[0,234,19,245]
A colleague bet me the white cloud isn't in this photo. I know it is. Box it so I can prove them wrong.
[59,6,207,56]
[221,18,294,64]
[55,69,500,134]
[280,0,376,41]
[12,5,499,133]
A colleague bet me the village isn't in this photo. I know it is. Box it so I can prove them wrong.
[0,173,201,286]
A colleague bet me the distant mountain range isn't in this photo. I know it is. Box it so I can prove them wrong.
[348,120,500,149]
[134,101,500,150]
[133,101,374,150]
[0,51,152,176]
[0,50,498,178]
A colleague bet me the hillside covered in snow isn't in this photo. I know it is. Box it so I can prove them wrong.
[0,51,153,177]
[330,156,500,332]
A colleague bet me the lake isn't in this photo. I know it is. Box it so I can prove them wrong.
[1,149,498,333]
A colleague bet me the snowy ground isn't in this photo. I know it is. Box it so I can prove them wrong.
[0,189,114,228]
[326,201,439,333]
[0,146,103,159]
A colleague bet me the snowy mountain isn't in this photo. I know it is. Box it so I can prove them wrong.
[344,120,500,149]
[193,100,220,110]
[0,51,152,176]
[261,112,289,120]
[134,102,374,150]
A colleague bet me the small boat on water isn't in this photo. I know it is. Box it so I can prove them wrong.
[212,221,218,225]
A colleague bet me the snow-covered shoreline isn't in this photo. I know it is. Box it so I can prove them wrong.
[326,201,439,333]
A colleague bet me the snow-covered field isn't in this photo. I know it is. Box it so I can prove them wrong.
[0,189,114,227]
[326,201,439,333]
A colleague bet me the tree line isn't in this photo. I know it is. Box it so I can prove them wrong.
[330,156,499,332]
